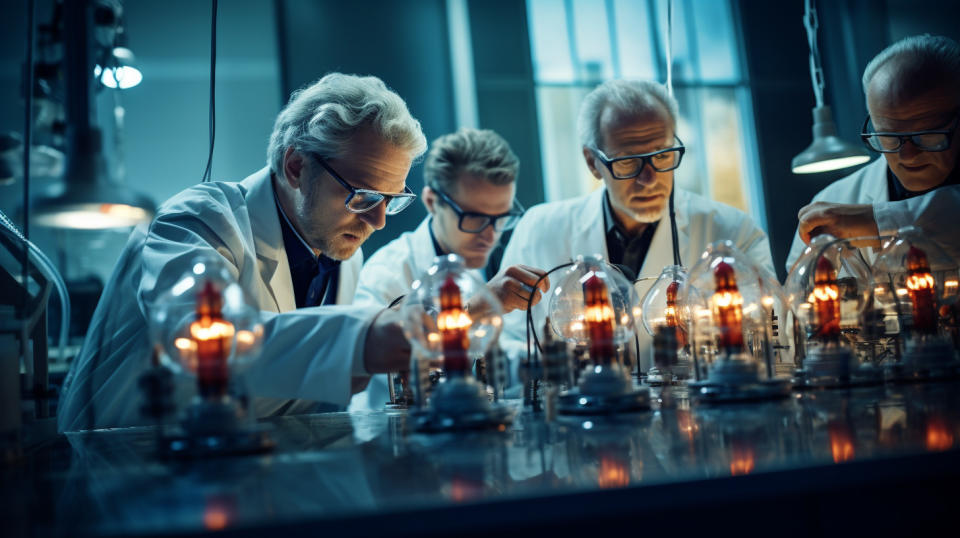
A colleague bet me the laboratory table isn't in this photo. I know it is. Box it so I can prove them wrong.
[5,381,960,537]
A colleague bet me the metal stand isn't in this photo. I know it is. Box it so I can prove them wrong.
[888,335,960,382]
[411,375,513,433]
[557,362,650,415]
[689,354,791,403]
[794,342,883,389]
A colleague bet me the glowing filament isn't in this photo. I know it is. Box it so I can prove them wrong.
[811,256,841,341]
[597,457,631,489]
[190,281,234,399]
[711,261,744,353]
[583,274,616,364]
[905,246,938,335]
[925,416,954,452]
[439,276,471,375]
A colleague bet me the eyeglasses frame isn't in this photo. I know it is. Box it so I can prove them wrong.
[860,114,959,153]
[591,136,687,179]
[315,156,416,215]
[431,186,525,234]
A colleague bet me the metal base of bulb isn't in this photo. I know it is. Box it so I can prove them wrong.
[412,376,513,432]
[888,336,960,382]
[557,363,650,415]
[158,397,274,459]
[689,355,791,403]
[794,344,884,389]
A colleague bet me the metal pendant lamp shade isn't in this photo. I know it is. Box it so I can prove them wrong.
[33,0,153,230]
[33,128,154,229]
[792,106,870,174]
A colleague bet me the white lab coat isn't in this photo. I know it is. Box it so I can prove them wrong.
[498,187,774,372]
[58,167,377,432]
[785,158,960,271]
[349,217,485,410]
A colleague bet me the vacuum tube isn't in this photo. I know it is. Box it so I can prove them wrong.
[872,227,960,381]
[784,234,881,387]
[640,265,691,384]
[400,254,510,431]
[149,256,271,455]
[681,241,792,402]
[547,255,648,414]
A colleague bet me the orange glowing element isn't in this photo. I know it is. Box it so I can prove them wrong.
[810,256,841,341]
[729,444,755,476]
[676,409,698,442]
[583,274,616,365]
[711,261,744,353]
[664,280,688,347]
[828,422,855,463]
[438,276,471,374]
[447,477,483,503]
[190,281,234,398]
[926,417,955,452]
[905,246,938,334]
[597,456,631,489]
[203,498,232,531]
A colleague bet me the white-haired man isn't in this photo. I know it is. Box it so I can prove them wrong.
[787,35,960,270]
[350,128,549,409]
[59,73,427,431]
[498,79,774,372]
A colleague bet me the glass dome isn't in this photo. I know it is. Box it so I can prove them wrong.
[547,255,640,366]
[785,235,874,344]
[680,241,791,393]
[149,256,264,396]
[400,254,504,376]
[640,265,691,380]
[871,227,960,340]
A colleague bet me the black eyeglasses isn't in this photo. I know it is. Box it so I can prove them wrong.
[860,114,959,153]
[432,187,525,233]
[591,136,686,179]
[316,157,416,215]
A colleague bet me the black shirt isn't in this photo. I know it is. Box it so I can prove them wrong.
[887,164,960,202]
[275,199,340,308]
[602,191,659,277]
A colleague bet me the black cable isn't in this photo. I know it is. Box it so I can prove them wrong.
[669,187,681,267]
[525,262,574,361]
[22,0,36,311]
[201,0,217,182]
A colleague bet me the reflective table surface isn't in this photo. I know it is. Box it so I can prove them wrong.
[7,381,960,537]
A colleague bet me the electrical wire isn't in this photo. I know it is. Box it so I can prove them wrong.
[23,0,35,306]
[201,0,218,182]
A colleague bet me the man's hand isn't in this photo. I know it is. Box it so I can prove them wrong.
[798,201,880,247]
[484,264,550,313]
[363,306,411,374]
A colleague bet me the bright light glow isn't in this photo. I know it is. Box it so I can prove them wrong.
[792,155,871,174]
[761,296,774,308]
[582,420,594,430]
[427,332,441,344]
[193,262,206,275]
[175,337,196,351]
[171,276,195,297]
[100,66,143,89]
[473,329,487,338]
[584,303,614,323]
[905,273,935,291]
[896,288,908,297]
[579,397,589,405]
[33,204,151,229]
[569,321,584,332]
[946,280,959,289]
[437,311,472,331]
[874,286,885,295]
[712,291,743,308]
[491,317,502,327]
[236,330,256,346]
[190,320,235,341]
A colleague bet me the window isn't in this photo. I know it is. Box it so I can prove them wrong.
[526,0,766,230]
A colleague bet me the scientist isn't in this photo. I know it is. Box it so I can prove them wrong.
[787,34,960,269]
[350,127,549,409]
[58,73,427,431]
[498,79,774,372]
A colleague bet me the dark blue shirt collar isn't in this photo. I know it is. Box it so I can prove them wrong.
[274,192,341,308]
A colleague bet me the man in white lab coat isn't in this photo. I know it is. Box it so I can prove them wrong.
[350,128,548,409]
[787,35,960,270]
[58,73,428,431]
[498,80,775,372]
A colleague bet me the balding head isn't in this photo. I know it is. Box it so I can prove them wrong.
[863,35,960,108]
[862,35,960,192]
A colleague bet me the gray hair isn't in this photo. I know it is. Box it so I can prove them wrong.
[577,79,679,150]
[267,73,427,175]
[862,34,960,96]
[423,127,519,193]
